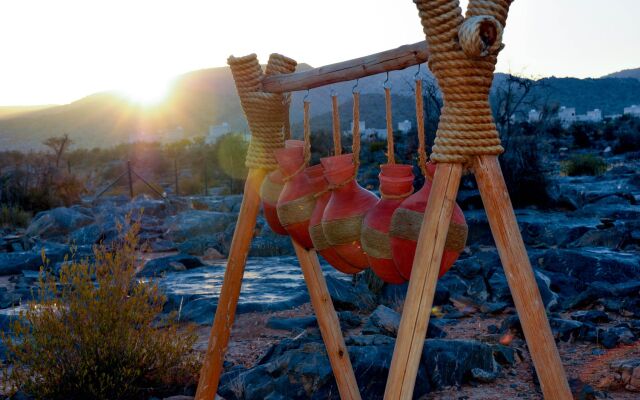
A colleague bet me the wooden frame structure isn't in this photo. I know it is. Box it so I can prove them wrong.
[195,4,572,399]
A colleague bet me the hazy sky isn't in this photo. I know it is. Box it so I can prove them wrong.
[1,0,638,105]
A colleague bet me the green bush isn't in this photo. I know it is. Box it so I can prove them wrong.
[562,154,607,176]
[0,204,31,228]
[2,221,200,399]
[614,129,640,154]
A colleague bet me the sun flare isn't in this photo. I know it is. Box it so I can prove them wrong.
[119,75,174,106]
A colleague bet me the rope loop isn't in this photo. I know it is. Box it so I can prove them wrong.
[414,0,513,164]
[228,53,297,169]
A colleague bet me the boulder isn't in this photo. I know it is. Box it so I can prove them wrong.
[26,207,94,239]
[219,334,500,400]
[164,211,235,242]
[325,275,375,312]
[138,253,205,277]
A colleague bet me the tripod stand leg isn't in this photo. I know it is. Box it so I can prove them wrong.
[474,155,571,399]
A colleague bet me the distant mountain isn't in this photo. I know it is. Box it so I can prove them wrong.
[603,67,640,80]
[1,64,640,150]
[0,67,245,150]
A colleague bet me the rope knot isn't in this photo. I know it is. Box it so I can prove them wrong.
[458,15,504,58]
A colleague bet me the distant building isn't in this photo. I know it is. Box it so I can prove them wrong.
[576,109,602,123]
[528,109,541,123]
[624,105,640,117]
[205,122,231,144]
[397,120,412,133]
[558,107,576,127]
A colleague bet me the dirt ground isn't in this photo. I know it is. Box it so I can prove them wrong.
[197,303,640,399]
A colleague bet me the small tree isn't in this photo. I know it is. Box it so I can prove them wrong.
[2,221,199,399]
[43,134,73,168]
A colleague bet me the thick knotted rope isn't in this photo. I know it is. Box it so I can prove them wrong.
[415,0,512,163]
[227,53,297,169]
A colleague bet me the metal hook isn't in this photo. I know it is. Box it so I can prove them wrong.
[352,79,360,94]
[414,63,422,80]
[383,71,390,89]
[303,89,310,102]
[330,87,337,97]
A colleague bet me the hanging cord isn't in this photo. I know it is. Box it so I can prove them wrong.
[415,73,428,176]
[384,72,395,165]
[352,80,361,169]
[415,0,512,164]
[282,97,312,183]
[331,91,342,156]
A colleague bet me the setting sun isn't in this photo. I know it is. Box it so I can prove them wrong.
[118,74,174,106]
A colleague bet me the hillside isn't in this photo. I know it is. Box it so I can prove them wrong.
[603,67,640,80]
[1,64,640,150]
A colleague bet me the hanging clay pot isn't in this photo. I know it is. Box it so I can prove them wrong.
[361,164,414,284]
[275,140,315,248]
[389,163,467,279]
[306,164,361,274]
[321,153,379,270]
[260,141,304,236]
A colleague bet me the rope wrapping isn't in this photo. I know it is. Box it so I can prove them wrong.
[414,0,513,164]
[227,53,297,169]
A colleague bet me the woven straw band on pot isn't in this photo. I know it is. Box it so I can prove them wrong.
[390,208,468,252]
[415,0,512,164]
[276,194,317,226]
[260,178,284,205]
[361,225,392,259]
[322,214,365,246]
[310,224,331,251]
[227,53,297,170]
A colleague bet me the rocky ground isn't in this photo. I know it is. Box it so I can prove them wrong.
[1,154,639,399]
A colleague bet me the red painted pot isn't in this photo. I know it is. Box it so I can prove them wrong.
[260,141,304,236]
[389,163,467,279]
[306,164,361,274]
[361,164,414,284]
[275,140,315,249]
[320,154,379,270]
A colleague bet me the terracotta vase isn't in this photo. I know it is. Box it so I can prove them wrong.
[260,141,304,236]
[275,140,315,249]
[389,163,467,279]
[361,164,414,284]
[320,154,379,270]
[306,164,361,274]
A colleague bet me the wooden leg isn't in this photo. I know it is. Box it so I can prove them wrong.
[195,168,267,400]
[384,163,463,400]
[474,155,572,399]
[292,241,362,400]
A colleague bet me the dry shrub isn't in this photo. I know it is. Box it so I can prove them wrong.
[0,204,31,228]
[1,221,200,399]
[562,154,607,176]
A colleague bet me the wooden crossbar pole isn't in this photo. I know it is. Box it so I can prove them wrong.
[292,242,362,400]
[261,41,429,93]
[384,163,463,400]
[195,168,267,400]
[474,155,572,399]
